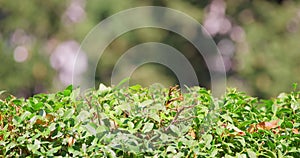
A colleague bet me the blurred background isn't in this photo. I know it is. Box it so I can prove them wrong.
[0,0,300,98]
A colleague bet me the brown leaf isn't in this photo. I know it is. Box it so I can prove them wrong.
[257,119,279,130]
[35,114,55,126]
[8,124,14,131]
[165,85,183,108]
[292,128,299,134]
[272,128,280,134]
[46,114,55,122]
[189,128,196,139]
[68,136,76,147]
[247,124,256,133]
[0,114,2,129]
[35,119,45,125]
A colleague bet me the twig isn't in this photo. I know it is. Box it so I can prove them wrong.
[84,96,101,125]
[165,104,196,131]
[173,116,197,124]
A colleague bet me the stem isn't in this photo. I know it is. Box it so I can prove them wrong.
[165,104,196,131]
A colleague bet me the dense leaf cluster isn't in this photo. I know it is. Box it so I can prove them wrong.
[0,85,299,157]
[1,1,300,98]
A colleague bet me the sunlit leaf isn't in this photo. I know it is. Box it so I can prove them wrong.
[142,122,154,133]
[202,134,213,149]
[220,114,233,123]
[246,149,257,158]
[63,109,75,119]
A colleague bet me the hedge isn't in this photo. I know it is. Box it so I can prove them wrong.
[0,84,299,157]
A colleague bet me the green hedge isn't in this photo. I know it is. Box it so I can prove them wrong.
[0,84,299,157]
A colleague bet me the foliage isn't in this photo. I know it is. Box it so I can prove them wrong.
[1,1,300,98]
[0,84,299,157]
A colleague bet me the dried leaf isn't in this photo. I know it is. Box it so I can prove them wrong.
[165,85,183,108]
[8,124,14,131]
[257,119,279,130]
[189,128,196,139]
[237,131,246,136]
[35,119,45,125]
[247,124,256,133]
[68,136,76,147]
[292,128,299,134]
[46,114,54,122]
[272,128,280,134]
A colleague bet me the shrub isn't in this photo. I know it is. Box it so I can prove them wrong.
[0,84,299,157]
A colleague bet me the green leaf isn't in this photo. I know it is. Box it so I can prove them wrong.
[49,123,56,132]
[210,149,218,157]
[63,85,73,96]
[63,109,75,119]
[19,111,31,123]
[32,102,43,111]
[54,102,64,111]
[293,83,298,91]
[70,88,80,101]
[142,122,154,133]
[96,125,108,133]
[277,108,292,115]
[6,142,17,151]
[140,100,153,108]
[272,104,278,115]
[149,113,161,122]
[237,138,246,147]
[77,110,90,122]
[51,131,63,139]
[278,150,283,158]
[282,121,293,128]
[203,134,213,149]
[13,116,21,125]
[291,102,299,111]
[47,146,61,155]
[216,127,225,136]
[220,114,233,123]
[12,99,22,105]
[29,116,38,125]
[247,149,257,158]
[236,153,247,158]
[27,139,41,152]
[116,103,131,113]
[170,125,180,136]
[166,145,177,153]
[84,122,98,135]
[224,154,234,158]
[130,84,142,91]
[128,121,134,130]
[98,83,111,93]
